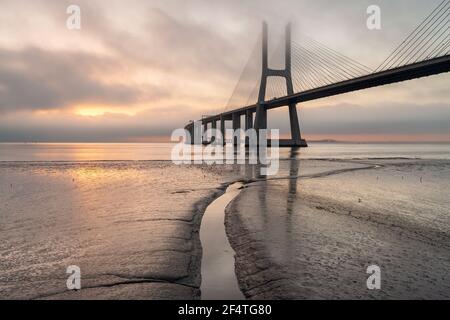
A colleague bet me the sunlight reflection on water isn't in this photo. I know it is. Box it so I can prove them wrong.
[1,142,450,162]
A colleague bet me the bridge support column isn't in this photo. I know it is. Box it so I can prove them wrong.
[245,110,253,131]
[254,21,307,147]
[254,21,268,142]
[254,105,267,144]
[220,116,226,146]
[185,123,194,145]
[245,110,253,146]
[193,121,202,145]
[289,107,301,143]
[288,104,304,145]
[211,120,217,143]
[202,122,208,144]
[232,113,240,146]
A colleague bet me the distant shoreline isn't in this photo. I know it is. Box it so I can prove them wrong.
[1,141,450,144]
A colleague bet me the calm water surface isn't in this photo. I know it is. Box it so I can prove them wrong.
[1,142,449,299]
[1,142,450,161]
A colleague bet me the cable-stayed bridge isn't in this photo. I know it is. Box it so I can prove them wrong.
[186,0,450,147]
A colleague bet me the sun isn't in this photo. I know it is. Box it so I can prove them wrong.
[74,105,136,117]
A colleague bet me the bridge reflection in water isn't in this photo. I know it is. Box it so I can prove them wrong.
[225,151,450,299]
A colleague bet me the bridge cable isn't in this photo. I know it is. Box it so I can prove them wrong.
[394,9,450,67]
[413,23,450,62]
[223,34,262,113]
[291,39,373,91]
[292,48,327,88]
[293,42,349,82]
[379,1,449,71]
[376,0,449,71]
[295,39,363,79]
[294,44,346,84]
[385,8,449,69]
[294,48,337,88]
[300,36,372,74]
[436,37,450,55]
[426,34,450,57]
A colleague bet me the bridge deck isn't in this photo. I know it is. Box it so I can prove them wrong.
[198,55,450,124]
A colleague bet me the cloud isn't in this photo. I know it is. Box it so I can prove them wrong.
[0,47,173,113]
[0,105,200,142]
[267,102,450,135]
[0,0,448,141]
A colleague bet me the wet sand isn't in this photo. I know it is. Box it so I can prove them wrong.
[225,159,450,299]
[1,157,449,299]
[0,161,239,299]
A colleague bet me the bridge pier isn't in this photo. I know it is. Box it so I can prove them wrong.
[232,113,241,146]
[220,116,226,145]
[254,104,267,145]
[200,120,220,145]
[185,123,194,145]
[211,120,217,143]
[185,121,203,145]
[245,110,253,131]
[287,103,307,147]
[253,22,307,148]
[202,121,208,144]
[245,110,253,146]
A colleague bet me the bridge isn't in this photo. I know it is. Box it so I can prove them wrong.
[186,0,450,147]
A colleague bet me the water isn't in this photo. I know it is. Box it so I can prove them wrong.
[0,143,175,162]
[0,160,231,299]
[200,183,244,300]
[1,142,450,162]
[1,142,449,299]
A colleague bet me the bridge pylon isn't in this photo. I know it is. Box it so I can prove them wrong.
[254,22,307,147]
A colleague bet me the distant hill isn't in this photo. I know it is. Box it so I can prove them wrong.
[308,139,340,143]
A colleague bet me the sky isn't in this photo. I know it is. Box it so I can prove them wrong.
[0,0,449,142]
